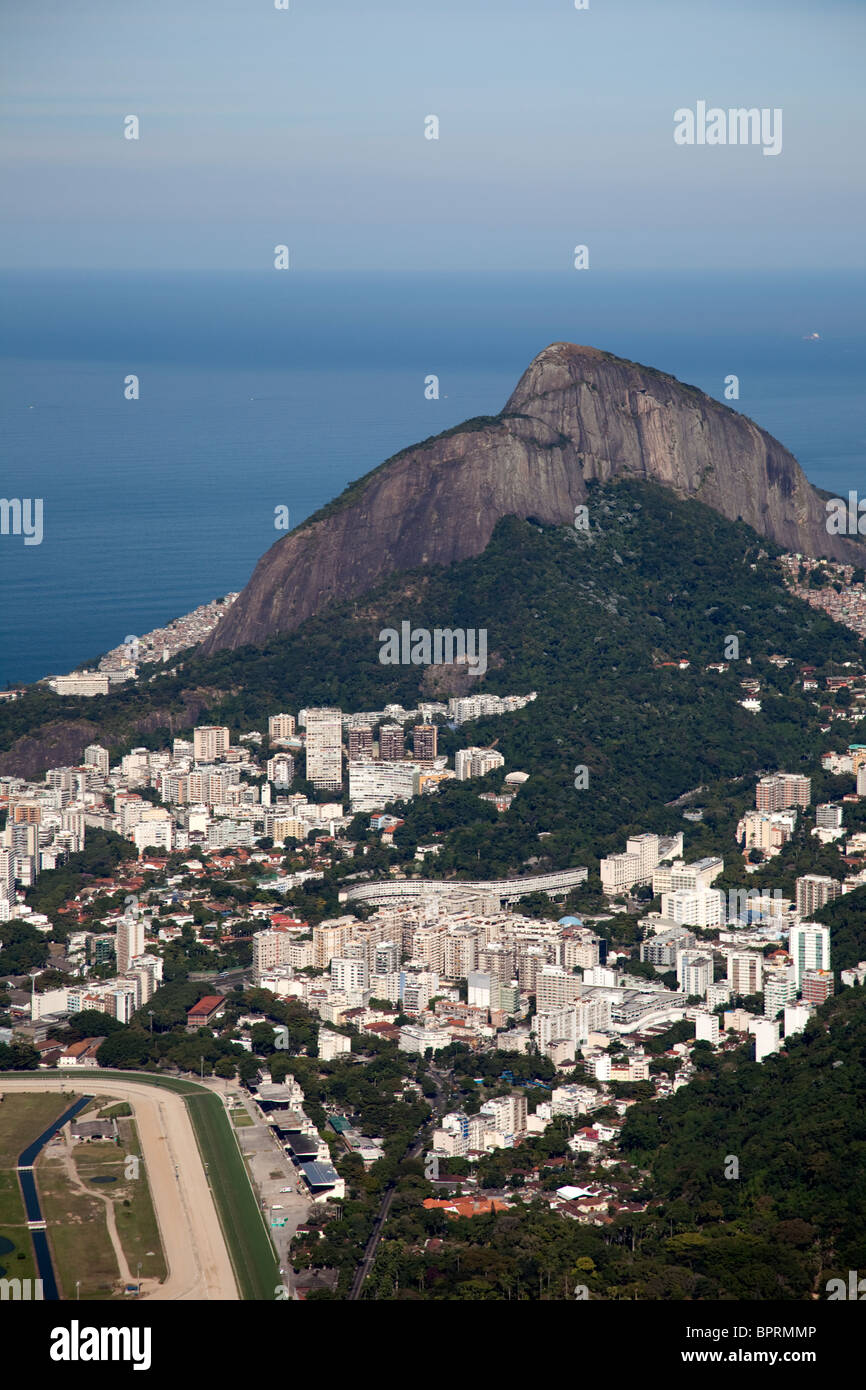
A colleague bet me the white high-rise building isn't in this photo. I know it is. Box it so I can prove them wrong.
[763,963,797,1019]
[783,1003,814,1038]
[193,726,230,763]
[266,754,295,788]
[348,760,419,811]
[319,1029,351,1062]
[652,857,724,895]
[795,875,841,918]
[753,1018,780,1062]
[330,956,369,993]
[84,744,110,775]
[117,913,145,973]
[121,749,150,786]
[695,1013,720,1045]
[131,810,173,854]
[269,713,296,740]
[401,969,438,1013]
[305,708,343,791]
[625,833,660,881]
[737,810,797,854]
[677,951,713,998]
[536,964,581,1009]
[532,1005,578,1052]
[455,747,505,781]
[600,852,642,895]
[789,923,831,989]
[662,889,724,928]
[252,928,294,982]
[374,941,400,975]
[467,971,492,1008]
[727,951,764,997]
[0,848,14,902]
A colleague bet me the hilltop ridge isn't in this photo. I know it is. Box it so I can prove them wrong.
[203,342,862,655]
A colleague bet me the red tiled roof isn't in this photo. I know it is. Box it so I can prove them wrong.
[422,1197,510,1219]
[187,995,225,1016]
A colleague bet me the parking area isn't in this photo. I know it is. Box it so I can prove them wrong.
[232,1093,312,1291]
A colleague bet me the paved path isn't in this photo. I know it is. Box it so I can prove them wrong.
[2,1075,238,1301]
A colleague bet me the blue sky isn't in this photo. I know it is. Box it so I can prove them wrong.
[0,0,863,270]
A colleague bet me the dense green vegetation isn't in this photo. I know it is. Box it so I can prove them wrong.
[23,830,137,923]
[813,883,866,973]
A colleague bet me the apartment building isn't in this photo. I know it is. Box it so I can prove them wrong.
[269,713,296,740]
[132,811,173,854]
[348,759,420,812]
[347,727,374,760]
[83,744,110,775]
[532,1004,578,1052]
[661,889,724,928]
[479,1094,527,1139]
[551,1084,603,1118]
[652,856,724,895]
[676,950,714,998]
[755,773,811,812]
[695,1013,721,1045]
[193,726,230,763]
[536,964,581,1009]
[116,914,145,974]
[398,1022,450,1054]
[251,926,316,982]
[737,810,797,854]
[305,708,343,792]
[477,943,517,982]
[816,803,843,830]
[331,957,369,993]
[763,963,797,1019]
[801,968,834,1005]
[455,747,505,781]
[266,754,295,788]
[789,922,831,988]
[600,851,642,895]
[412,724,438,760]
[401,968,439,1012]
[727,950,764,996]
[443,928,478,979]
[313,917,356,969]
[753,1018,781,1062]
[795,874,841,918]
[626,833,660,881]
[640,927,696,970]
[378,724,405,760]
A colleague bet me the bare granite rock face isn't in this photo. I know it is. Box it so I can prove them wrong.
[203,342,862,654]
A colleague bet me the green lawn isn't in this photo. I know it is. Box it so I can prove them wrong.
[0,1092,70,1165]
[0,1169,38,1286]
[37,1154,119,1300]
[185,1091,278,1300]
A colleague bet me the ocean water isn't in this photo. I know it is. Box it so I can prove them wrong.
[1,270,864,687]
